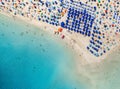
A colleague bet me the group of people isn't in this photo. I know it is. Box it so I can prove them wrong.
[0,0,120,57]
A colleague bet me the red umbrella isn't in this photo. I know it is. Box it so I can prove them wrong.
[58,27,63,32]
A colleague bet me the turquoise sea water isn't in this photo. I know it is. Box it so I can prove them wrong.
[0,14,88,89]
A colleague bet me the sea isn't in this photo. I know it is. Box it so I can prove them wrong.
[0,13,120,89]
[0,13,88,89]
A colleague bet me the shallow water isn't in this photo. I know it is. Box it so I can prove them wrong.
[96,49,120,89]
[1,13,120,89]
[0,14,88,89]
[80,48,120,89]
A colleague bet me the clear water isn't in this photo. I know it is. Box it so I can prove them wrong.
[0,14,88,89]
[94,49,120,89]
[79,47,120,89]
[1,13,120,89]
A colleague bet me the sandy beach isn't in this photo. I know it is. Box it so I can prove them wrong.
[0,10,108,64]
[0,0,120,71]
[0,0,120,89]
[0,0,120,63]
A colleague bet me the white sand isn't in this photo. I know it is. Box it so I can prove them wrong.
[1,6,120,89]
[0,9,119,65]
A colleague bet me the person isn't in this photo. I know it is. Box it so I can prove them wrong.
[61,35,65,39]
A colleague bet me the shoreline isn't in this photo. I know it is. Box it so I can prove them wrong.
[0,1,120,89]
[0,10,116,64]
[0,0,119,64]
[1,12,120,89]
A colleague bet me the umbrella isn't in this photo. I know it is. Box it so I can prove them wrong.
[58,27,63,32]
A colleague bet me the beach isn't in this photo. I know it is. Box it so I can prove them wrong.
[1,10,120,89]
[0,0,120,63]
[0,10,105,64]
[0,0,120,89]
[0,13,89,89]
